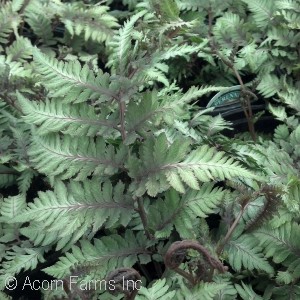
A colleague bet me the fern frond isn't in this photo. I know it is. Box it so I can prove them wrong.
[276,0,300,11]
[25,10,55,46]
[33,50,115,103]
[28,134,127,180]
[177,0,206,11]
[136,278,175,300]
[289,126,300,157]
[17,93,119,137]
[41,287,68,300]
[150,0,180,21]
[125,90,188,143]
[125,91,175,141]
[278,87,300,113]
[15,180,135,247]
[128,133,257,197]
[178,85,229,104]
[144,63,169,86]
[16,169,35,194]
[213,275,238,299]
[0,170,17,188]
[236,43,269,72]
[254,222,300,269]
[149,185,226,238]
[0,2,21,44]
[0,292,11,299]
[60,3,119,43]
[268,104,288,122]
[276,270,294,284]
[226,234,274,273]
[245,186,281,231]
[168,120,202,142]
[257,74,280,97]
[272,285,300,299]
[0,194,26,222]
[281,10,300,28]
[43,231,151,279]
[160,43,202,60]
[213,12,248,48]
[241,0,275,28]
[266,27,300,47]
[196,114,232,136]
[175,281,228,300]
[19,223,70,251]
[0,245,47,290]
[0,57,32,78]
[107,10,146,74]
[5,37,33,63]
[10,123,31,166]
[235,282,263,300]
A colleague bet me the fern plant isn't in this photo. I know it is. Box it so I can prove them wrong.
[1,0,300,299]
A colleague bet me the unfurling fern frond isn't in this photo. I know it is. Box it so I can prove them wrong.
[43,231,151,279]
[128,133,257,197]
[28,134,127,181]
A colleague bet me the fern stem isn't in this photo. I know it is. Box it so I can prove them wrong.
[173,266,196,284]
[232,67,257,142]
[19,0,31,14]
[207,7,256,142]
[119,99,127,141]
[137,262,152,282]
[136,198,163,278]
[0,170,19,175]
[137,198,153,240]
[207,204,249,282]
[216,209,245,256]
